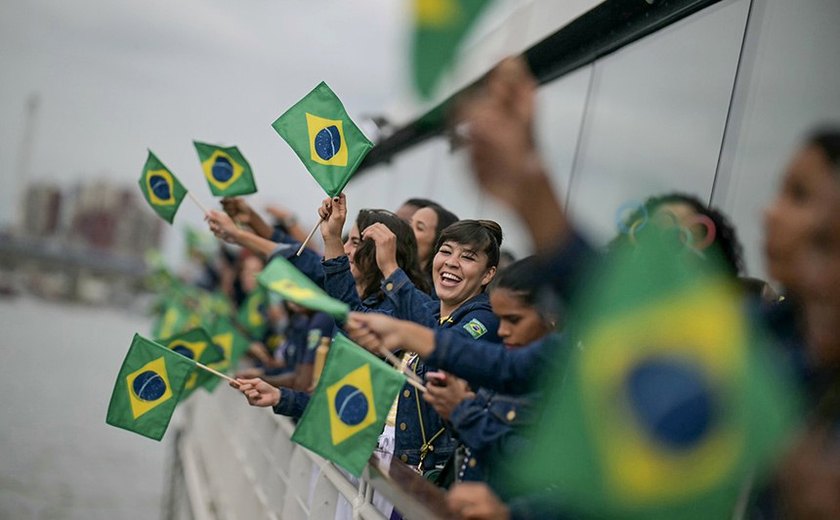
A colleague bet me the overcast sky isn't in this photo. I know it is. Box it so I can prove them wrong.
[0,0,422,251]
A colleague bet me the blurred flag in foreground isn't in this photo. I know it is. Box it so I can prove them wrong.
[412,0,493,98]
[513,232,798,519]
[157,328,223,398]
[106,334,194,441]
[193,141,257,197]
[258,256,350,320]
[271,82,373,197]
[138,151,187,224]
[292,334,405,476]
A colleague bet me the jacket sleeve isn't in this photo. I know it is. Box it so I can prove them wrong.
[322,256,391,314]
[267,240,326,289]
[427,331,563,395]
[381,267,437,327]
[448,398,510,451]
[273,388,311,418]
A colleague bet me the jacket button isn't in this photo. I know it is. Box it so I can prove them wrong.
[385,282,394,291]
[506,410,517,422]
[399,422,407,431]
[400,454,408,462]
[403,389,411,398]
[468,458,477,468]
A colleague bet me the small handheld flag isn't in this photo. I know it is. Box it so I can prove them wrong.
[138,151,187,224]
[257,257,350,321]
[193,141,257,197]
[271,82,373,198]
[157,328,224,398]
[237,288,269,340]
[292,334,405,476]
[106,334,195,441]
[205,317,252,392]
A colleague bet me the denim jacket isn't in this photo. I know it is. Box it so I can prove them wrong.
[395,294,503,472]
[450,388,542,482]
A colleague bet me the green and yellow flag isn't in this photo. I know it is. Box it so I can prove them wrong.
[257,257,350,320]
[412,0,493,98]
[106,334,194,441]
[271,82,373,197]
[292,334,405,476]
[512,233,797,519]
[193,141,257,197]
[138,150,187,224]
[237,287,269,340]
[157,328,224,397]
[205,317,251,392]
[151,300,193,340]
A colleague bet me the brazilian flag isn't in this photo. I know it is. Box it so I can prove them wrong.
[204,317,251,392]
[292,334,405,476]
[257,257,350,320]
[271,82,373,197]
[138,150,187,224]
[151,300,192,340]
[237,288,268,340]
[106,334,194,441]
[412,0,493,98]
[193,141,257,197]
[512,234,798,519]
[157,328,223,398]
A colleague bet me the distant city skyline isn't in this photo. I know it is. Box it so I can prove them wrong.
[0,0,414,263]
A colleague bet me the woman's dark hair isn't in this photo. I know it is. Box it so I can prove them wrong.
[402,198,437,209]
[353,209,430,299]
[807,127,840,169]
[436,219,504,271]
[490,256,563,325]
[489,256,542,306]
[610,193,744,277]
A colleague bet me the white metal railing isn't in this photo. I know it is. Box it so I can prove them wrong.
[169,388,451,520]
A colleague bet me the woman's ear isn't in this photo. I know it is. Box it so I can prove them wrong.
[481,266,497,287]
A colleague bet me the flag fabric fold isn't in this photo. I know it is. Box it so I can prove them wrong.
[157,328,224,397]
[193,141,257,197]
[138,150,187,224]
[106,334,194,441]
[271,82,373,197]
[257,256,350,320]
[291,334,405,476]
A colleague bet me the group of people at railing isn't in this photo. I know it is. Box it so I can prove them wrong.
[185,58,840,519]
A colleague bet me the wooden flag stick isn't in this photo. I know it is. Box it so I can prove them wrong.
[187,190,211,216]
[296,218,323,256]
[196,361,237,385]
[377,347,427,393]
[405,376,427,394]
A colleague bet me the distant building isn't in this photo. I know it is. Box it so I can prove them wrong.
[67,179,162,256]
[22,183,62,237]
